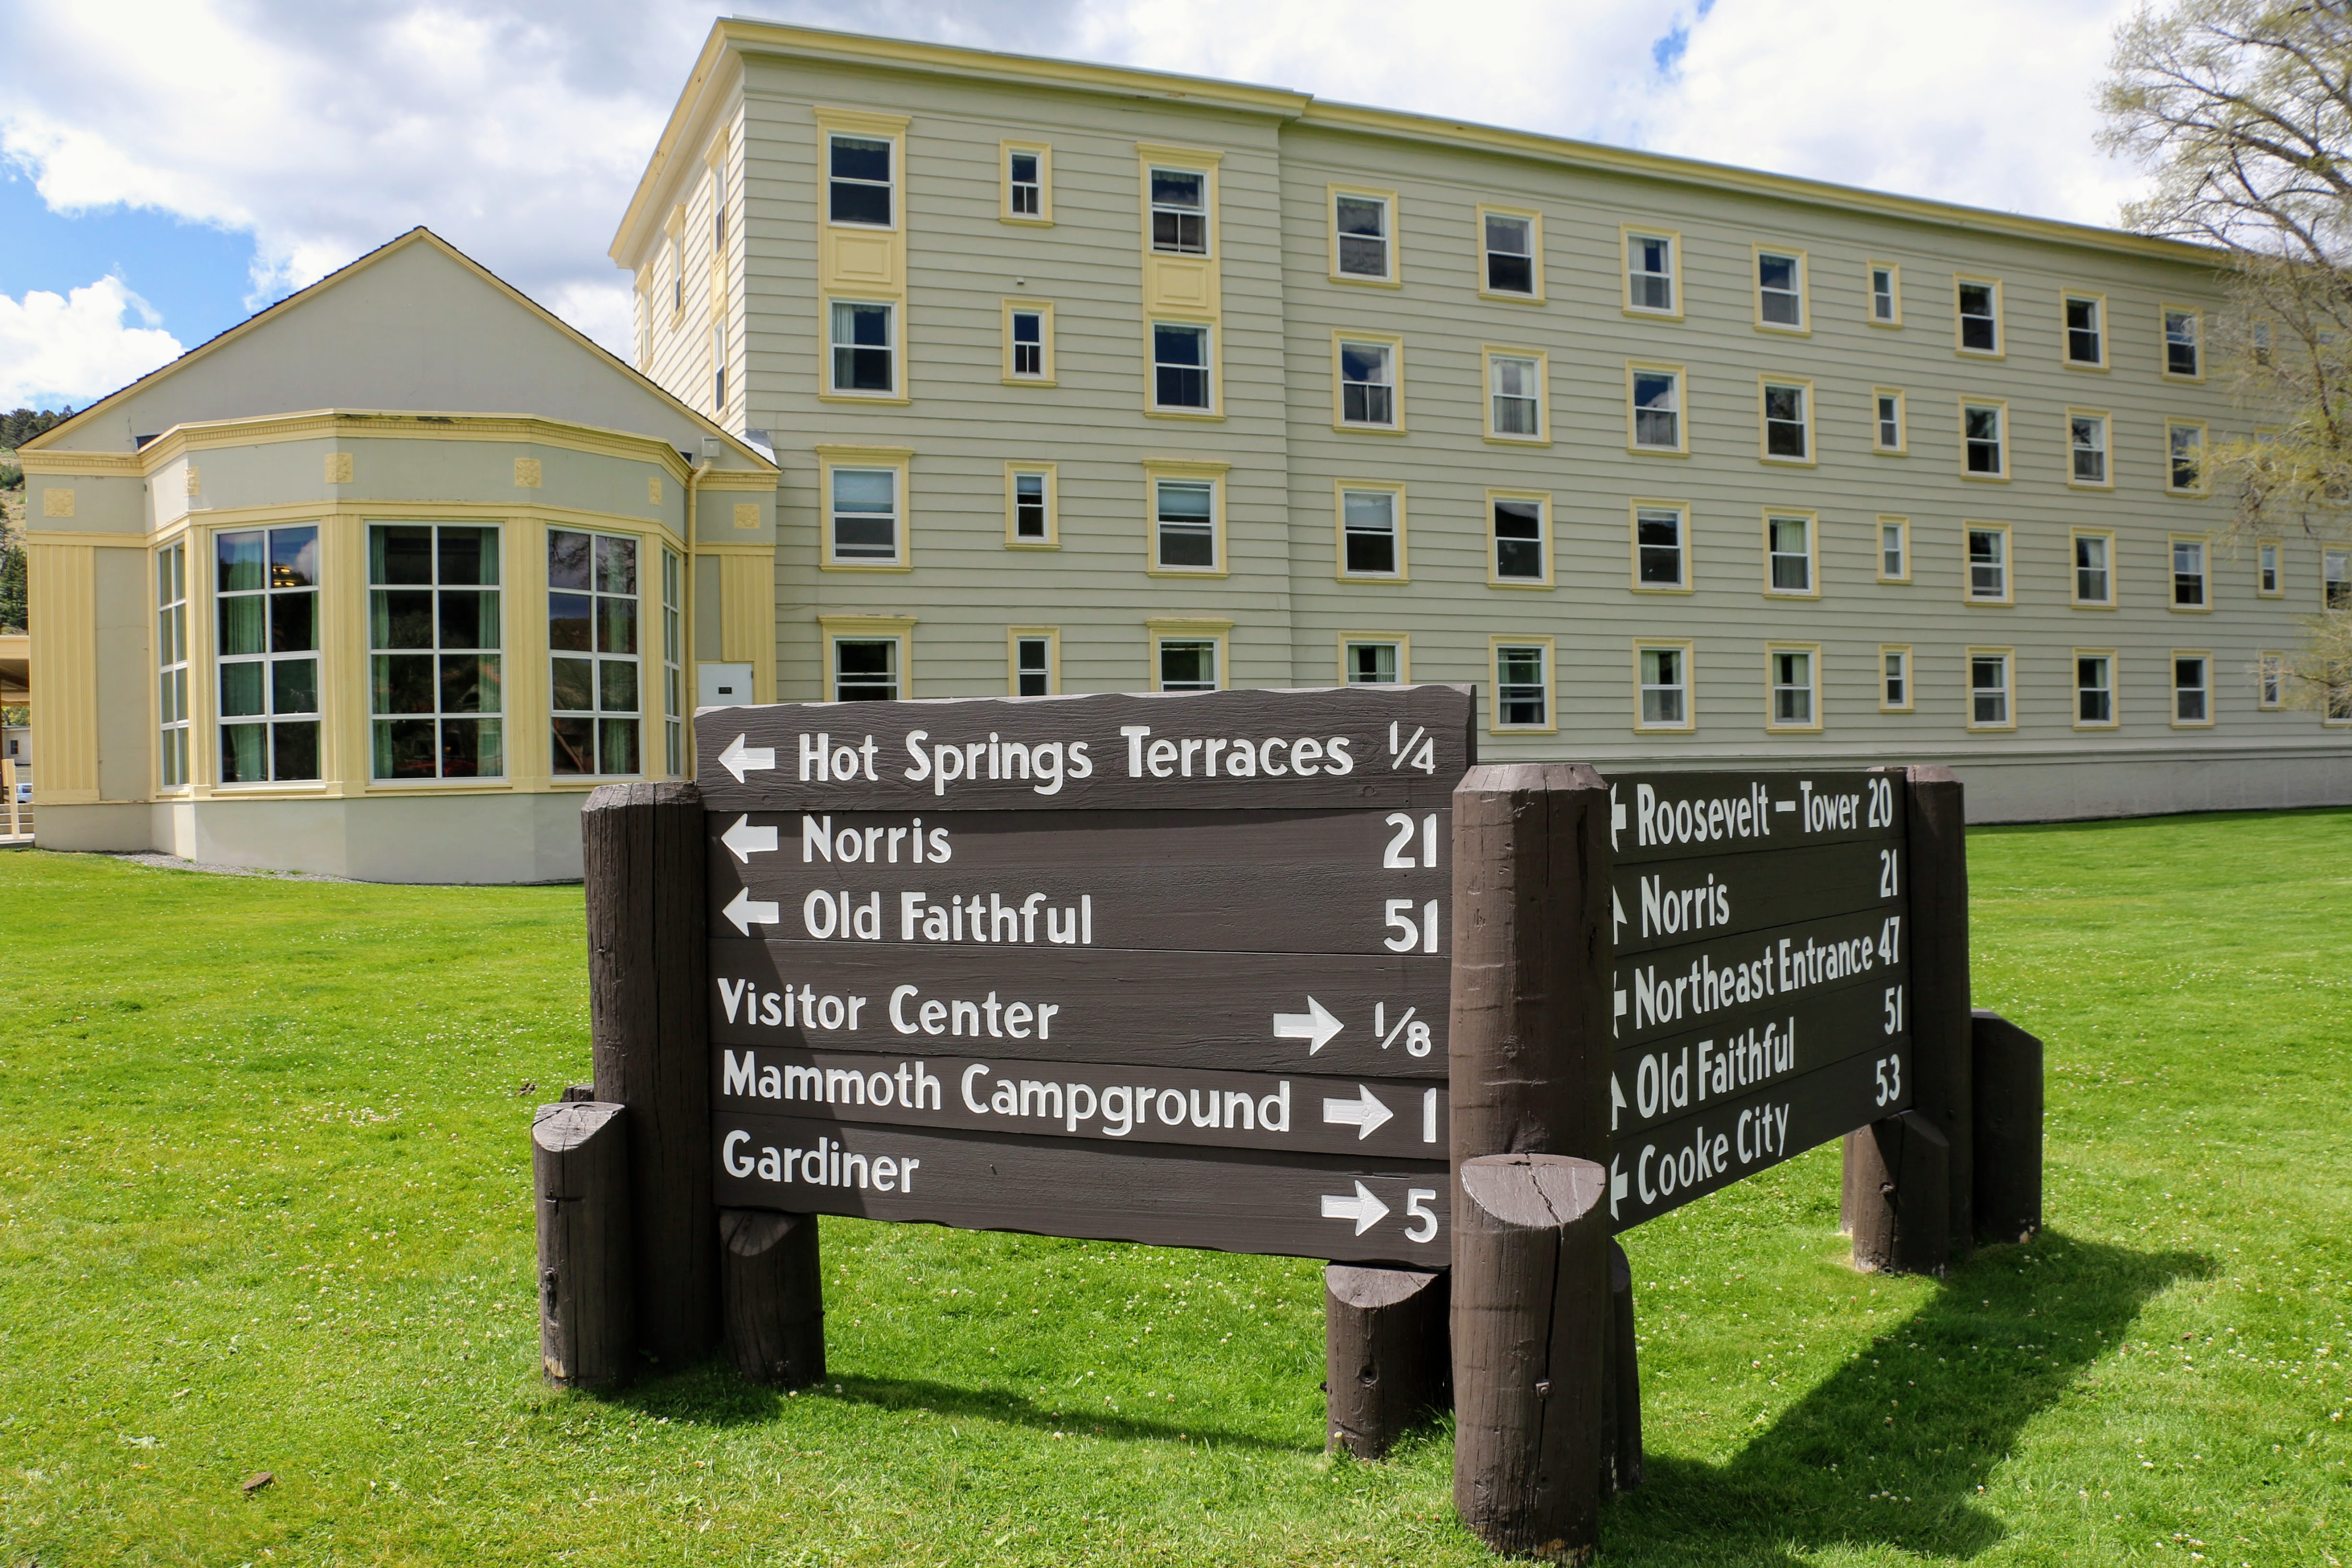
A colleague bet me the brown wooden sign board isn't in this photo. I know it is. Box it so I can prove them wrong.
[698,685,1474,1263]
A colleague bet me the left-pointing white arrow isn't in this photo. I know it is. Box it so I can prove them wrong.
[1608,1155,1627,1221]
[1321,1084,1395,1140]
[722,886,780,936]
[720,813,778,863]
[717,733,776,783]
[1319,1180,1391,1236]
[1273,997,1343,1055]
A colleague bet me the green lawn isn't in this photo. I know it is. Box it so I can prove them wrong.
[1,810,2347,1566]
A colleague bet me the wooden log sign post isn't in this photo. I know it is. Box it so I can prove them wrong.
[549,688,2038,1566]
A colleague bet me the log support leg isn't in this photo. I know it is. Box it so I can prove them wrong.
[1843,1111,1951,1276]
[1604,1241,1643,1493]
[1970,1010,2044,1247]
[720,1209,825,1387]
[534,1101,633,1389]
[1324,1264,1449,1459]
[1453,1154,1610,1565]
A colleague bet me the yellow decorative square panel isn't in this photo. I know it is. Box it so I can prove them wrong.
[513,457,543,488]
[733,502,759,530]
[648,474,663,505]
[184,466,201,496]
[40,488,74,518]
[325,452,353,484]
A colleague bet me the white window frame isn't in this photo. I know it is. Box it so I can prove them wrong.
[826,299,898,399]
[214,523,323,786]
[2259,651,2288,711]
[2167,421,2208,495]
[1962,400,2008,479]
[2073,649,2118,729]
[1150,624,1228,693]
[1009,627,1059,696]
[1955,276,2002,357]
[157,540,189,790]
[2062,292,2108,368]
[1490,637,1555,733]
[1623,228,1679,317]
[1966,523,2013,606]
[1146,468,1226,577]
[1488,489,1552,588]
[1872,388,1907,454]
[662,547,683,774]
[2327,547,2352,610]
[2258,540,2283,597]
[2071,529,2117,608]
[1003,300,1054,384]
[826,131,897,229]
[548,527,643,779]
[1148,165,1212,256]
[2067,409,2111,488]
[1334,333,1404,431]
[1149,320,1215,415]
[1764,643,1822,733]
[369,522,506,784]
[1484,347,1547,443]
[2170,535,2211,610]
[1633,640,1695,732]
[1339,635,1409,686]
[1967,648,2016,731]
[818,448,913,571]
[1879,644,1913,712]
[1627,363,1686,455]
[1868,262,1901,326]
[1005,462,1057,549]
[1002,142,1051,224]
[1758,378,1812,464]
[1336,483,1406,582]
[1479,207,1542,301]
[1629,501,1690,593]
[1754,246,1807,332]
[824,625,908,702]
[2172,650,2214,727]
[1329,186,1398,284]
[1762,511,1818,598]
[2163,305,2204,380]
[1878,516,1911,584]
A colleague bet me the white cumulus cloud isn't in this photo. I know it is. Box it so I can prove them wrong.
[0,277,182,412]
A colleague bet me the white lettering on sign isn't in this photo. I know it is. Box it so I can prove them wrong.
[900,731,1095,798]
[715,976,871,1033]
[1631,1104,1790,1207]
[1627,920,1898,1032]
[723,1050,946,1111]
[1628,1016,1800,1121]
[1633,781,1770,848]
[723,1129,919,1192]
[1638,870,1730,939]
[887,985,1060,1041]
[1115,725,1356,782]
[801,814,953,865]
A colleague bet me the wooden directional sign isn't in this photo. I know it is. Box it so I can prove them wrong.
[1601,770,1913,1229]
[696,684,1475,1266]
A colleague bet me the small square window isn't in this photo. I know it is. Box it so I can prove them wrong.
[1637,644,1690,729]
[1345,639,1403,685]
[2173,654,2211,724]
[833,637,899,702]
[1483,212,1538,296]
[1334,192,1392,280]
[1870,264,1899,324]
[2168,423,2206,492]
[1768,646,1818,729]
[1963,402,2005,476]
[1967,526,2010,602]
[2172,538,2208,607]
[2076,653,2115,726]
[1152,323,1212,412]
[1879,518,1910,583]
[1634,506,1685,589]
[1491,495,1548,584]
[1012,632,1055,696]
[1494,642,1551,729]
[1150,168,1209,255]
[828,134,893,226]
[1766,513,1813,595]
[2258,542,2282,596]
[1873,390,1905,453]
[1957,279,2000,354]
[1970,651,2013,728]
[1156,637,1220,693]
[829,301,895,395]
[2073,532,2113,606]
[1338,339,1398,427]
[2065,296,2104,365]
[1626,232,1675,314]
[1488,352,1543,439]
[1881,646,1911,711]
[1761,381,1809,462]
[2069,412,2109,485]
[1630,367,1682,452]
[2165,308,2202,377]
[1757,250,1805,329]
[1154,479,1219,571]
[1341,488,1401,578]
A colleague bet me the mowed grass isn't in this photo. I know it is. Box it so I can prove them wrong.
[0,809,2347,1567]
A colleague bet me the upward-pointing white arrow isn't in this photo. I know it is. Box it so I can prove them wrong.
[1320,1180,1391,1236]
[722,886,780,936]
[1273,997,1344,1055]
[1609,784,1624,850]
[1320,1085,1394,1140]
[720,814,778,863]
[717,733,776,783]
[1610,1072,1626,1132]
[1611,887,1627,943]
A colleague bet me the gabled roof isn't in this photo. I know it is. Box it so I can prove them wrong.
[25,228,774,472]
[614,17,2220,272]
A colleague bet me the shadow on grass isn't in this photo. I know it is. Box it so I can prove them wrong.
[1599,1230,2207,1567]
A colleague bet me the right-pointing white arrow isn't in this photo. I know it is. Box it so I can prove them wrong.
[717,733,776,783]
[722,886,780,936]
[1320,1180,1391,1236]
[720,814,778,863]
[1321,1084,1395,1140]
[1273,997,1344,1055]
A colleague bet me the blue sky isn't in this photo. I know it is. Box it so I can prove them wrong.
[0,0,2150,413]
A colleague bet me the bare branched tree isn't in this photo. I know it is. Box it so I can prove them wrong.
[2103,0,2352,711]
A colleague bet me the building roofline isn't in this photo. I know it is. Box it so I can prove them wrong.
[611,16,2221,273]
[23,228,776,470]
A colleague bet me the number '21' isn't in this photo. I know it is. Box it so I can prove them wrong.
[1878,848,1899,899]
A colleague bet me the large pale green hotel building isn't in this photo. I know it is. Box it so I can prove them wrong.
[19,20,2342,883]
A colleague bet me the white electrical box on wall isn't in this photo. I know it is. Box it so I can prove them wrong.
[697,662,755,707]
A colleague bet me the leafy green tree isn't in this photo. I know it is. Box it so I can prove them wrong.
[2102,0,2352,713]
